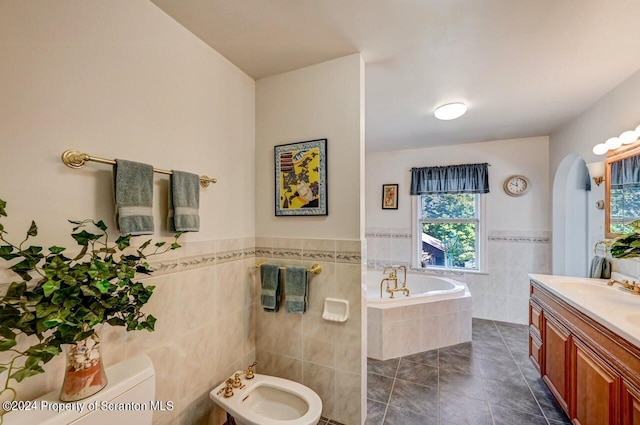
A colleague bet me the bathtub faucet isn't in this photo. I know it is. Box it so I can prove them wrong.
[380,265,409,298]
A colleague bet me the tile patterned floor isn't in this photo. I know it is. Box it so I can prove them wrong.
[365,318,572,425]
[317,418,345,425]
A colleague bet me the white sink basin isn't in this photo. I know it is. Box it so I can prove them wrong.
[555,280,612,294]
[210,372,322,425]
[608,308,640,329]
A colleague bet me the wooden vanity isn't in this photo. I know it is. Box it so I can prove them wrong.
[529,274,640,425]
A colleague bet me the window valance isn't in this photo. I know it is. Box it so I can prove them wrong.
[410,163,490,195]
[610,154,640,189]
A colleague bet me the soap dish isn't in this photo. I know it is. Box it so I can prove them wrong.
[322,298,349,322]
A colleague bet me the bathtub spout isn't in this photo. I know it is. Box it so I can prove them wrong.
[380,277,397,298]
[380,276,410,298]
[380,265,410,298]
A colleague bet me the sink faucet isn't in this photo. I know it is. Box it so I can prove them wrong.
[608,279,640,295]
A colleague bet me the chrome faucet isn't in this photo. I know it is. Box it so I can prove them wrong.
[380,265,409,298]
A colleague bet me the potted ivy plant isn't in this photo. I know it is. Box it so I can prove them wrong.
[0,198,180,412]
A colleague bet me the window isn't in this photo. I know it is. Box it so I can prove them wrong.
[417,193,481,271]
[410,162,489,272]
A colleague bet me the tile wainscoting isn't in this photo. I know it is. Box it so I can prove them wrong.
[254,237,367,425]
[0,236,368,424]
[365,229,551,324]
[0,237,257,425]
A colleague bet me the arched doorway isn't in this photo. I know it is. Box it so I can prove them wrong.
[552,154,589,277]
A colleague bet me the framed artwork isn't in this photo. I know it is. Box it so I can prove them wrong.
[382,184,398,209]
[274,139,328,216]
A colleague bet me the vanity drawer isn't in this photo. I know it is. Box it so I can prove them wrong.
[530,299,543,337]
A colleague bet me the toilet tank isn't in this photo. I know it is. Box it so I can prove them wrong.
[4,354,155,425]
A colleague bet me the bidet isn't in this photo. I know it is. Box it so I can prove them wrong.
[210,370,322,425]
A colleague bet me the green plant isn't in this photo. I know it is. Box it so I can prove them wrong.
[0,198,180,413]
[610,219,640,258]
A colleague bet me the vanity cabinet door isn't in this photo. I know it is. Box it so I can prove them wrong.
[622,380,640,425]
[529,299,542,338]
[571,338,619,425]
[543,314,571,413]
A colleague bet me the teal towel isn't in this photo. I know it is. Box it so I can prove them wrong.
[589,256,611,279]
[261,264,281,312]
[113,159,154,236]
[285,266,308,314]
[168,170,200,232]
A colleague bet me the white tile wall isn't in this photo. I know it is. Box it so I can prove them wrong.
[254,237,365,425]
[366,229,552,325]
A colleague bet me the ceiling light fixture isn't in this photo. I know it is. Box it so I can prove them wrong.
[434,103,467,120]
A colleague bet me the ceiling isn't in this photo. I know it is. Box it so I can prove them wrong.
[150,0,640,152]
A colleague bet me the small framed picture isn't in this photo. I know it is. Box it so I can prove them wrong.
[274,138,328,216]
[382,184,398,209]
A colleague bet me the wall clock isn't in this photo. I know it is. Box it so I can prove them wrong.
[503,175,530,197]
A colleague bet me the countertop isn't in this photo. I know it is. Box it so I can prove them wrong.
[529,273,640,349]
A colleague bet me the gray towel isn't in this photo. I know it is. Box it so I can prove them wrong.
[168,170,200,232]
[261,264,281,312]
[113,159,154,236]
[285,266,308,314]
[589,256,611,279]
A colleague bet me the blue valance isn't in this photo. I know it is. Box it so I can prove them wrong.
[611,155,640,189]
[410,163,490,195]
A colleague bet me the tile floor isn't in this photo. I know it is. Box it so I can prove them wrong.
[365,318,571,425]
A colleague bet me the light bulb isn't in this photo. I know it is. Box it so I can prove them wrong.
[605,137,622,150]
[434,103,467,120]
[621,130,639,144]
[592,143,608,155]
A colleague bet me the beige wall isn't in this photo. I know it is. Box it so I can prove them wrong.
[255,54,367,424]
[366,136,551,233]
[255,54,366,240]
[0,1,255,424]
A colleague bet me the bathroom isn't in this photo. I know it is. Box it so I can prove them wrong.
[2,1,640,425]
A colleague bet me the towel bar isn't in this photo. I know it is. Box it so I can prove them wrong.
[61,149,217,188]
[254,260,322,275]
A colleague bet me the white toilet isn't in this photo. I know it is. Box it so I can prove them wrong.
[4,355,156,425]
[210,372,322,425]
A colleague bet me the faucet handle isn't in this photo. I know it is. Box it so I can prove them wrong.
[243,361,257,379]
[217,378,235,398]
[232,373,245,389]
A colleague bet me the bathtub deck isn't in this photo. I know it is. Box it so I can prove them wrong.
[368,291,472,360]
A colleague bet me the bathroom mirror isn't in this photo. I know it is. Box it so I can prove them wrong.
[605,142,640,238]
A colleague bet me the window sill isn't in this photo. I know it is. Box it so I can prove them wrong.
[411,267,489,276]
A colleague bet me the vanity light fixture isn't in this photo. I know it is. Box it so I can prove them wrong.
[592,143,609,155]
[586,161,605,186]
[434,102,467,120]
[593,125,640,155]
[605,137,622,150]
[620,130,639,144]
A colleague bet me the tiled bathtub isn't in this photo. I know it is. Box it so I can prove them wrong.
[366,269,472,360]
